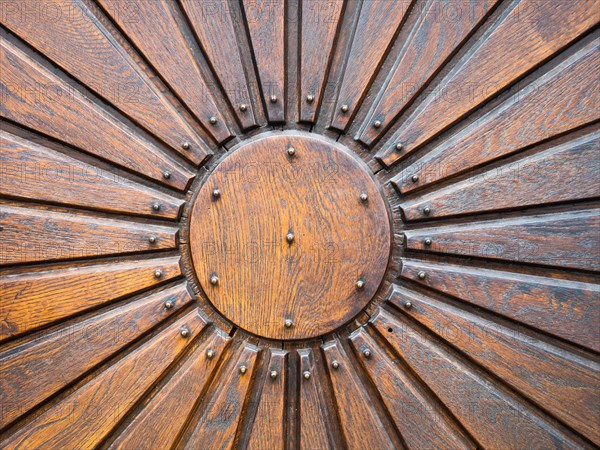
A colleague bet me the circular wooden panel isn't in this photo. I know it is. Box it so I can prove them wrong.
[189,132,391,339]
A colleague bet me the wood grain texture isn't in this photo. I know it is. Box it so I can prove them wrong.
[400,259,600,352]
[403,209,600,271]
[372,308,584,450]
[299,0,343,123]
[0,283,193,429]
[349,327,475,450]
[1,310,206,449]
[0,0,211,163]
[400,132,600,219]
[329,0,412,130]
[388,286,600,444]
[359,0,500,146]
[0,39,194,191]
[393,40,600,188]
[189,132,391,339]
[0,205,178,266]
[0,256,182,343]
[382,0,599,157]
[182,0,258,130]
[109,328,231,450]
[0,131,185,218]
[97,0,232,144]
[243,0,285,122]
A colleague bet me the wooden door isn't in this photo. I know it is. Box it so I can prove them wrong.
[1,1,599,448]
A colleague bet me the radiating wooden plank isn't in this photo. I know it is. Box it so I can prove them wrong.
[403,209,600,271]
[359,0,500,146]
[0,40,194,190]
[299,0,343,123]
[388,286,600,444]
[349,327,474,449]
[394,41,600,189]
[97,0,232,144]
[109,328,231,450]
[243,0,285,122]
[382,0,599,158]
[1,309,205,449]
[329,0,412,130]
[321,340,397,449]
[0,256,182,343]
[0,0,211,163]
[246,349,287,450]
[184,343,260,450]
[401,132,600,219]
[372,308,583,450]
[182,0,257,130]
[401,259,600,352]
[0,131,185,218]
[298,349,336,450]
[0,205,178,266]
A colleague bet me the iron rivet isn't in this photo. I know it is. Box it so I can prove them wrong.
[424,238,432,246]
[395,143,403,151]
[240,104,248,112]
[270,370,278,379]
[209,116,217,125]
[418,271,427,280]
[363,349,372,358]
[210,274,219,286]
[356,279,365,289]
[165,300,174,309]
[284,319,293,328]
[287,146,296,157]
[360,192,368,202]
[239,365,248,374]
[182,142,190,150]
[306,94,314,103]
[286,232,295,243]
[411,174,419,183]
[148,235,157,244]
[180,327,190,338]
[207,349,215,359]
[423,207,431,215]
[154,269,163,279]
[270,95,278,103]
[303,370,311,380]
[373,120,382,129]
[163,171,171,179]
[152,203,161,211]
[332,360,340,370]
[341,104,349,113]
[404,301,412,309]
[212,188,221,199]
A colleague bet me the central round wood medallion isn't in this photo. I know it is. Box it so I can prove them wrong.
[189,132,391,339]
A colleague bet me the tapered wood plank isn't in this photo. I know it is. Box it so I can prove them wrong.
[109,329,231,450]
[298,349,336,450]
[403,209,600,271]
[401,259,600,352]
[373,308,583,450]
[0,283,193,428]
[349,327,474,449]
[97,0,232,143]
[321,340,397,449]
[394,41,600,189]
[184,343,260,450]
[401,132,600,219]
[359,0,500,146]
[1,310,205,449]
[330,0,412,130]
[388,286,600,444]
[0,131,185,218]
[0,0,211,163]
[243,0,285,122]
[0,205,178,266]
[182,0,257,129]
[299,0,343,122]
[246,350,287,450]
[383,0,599,158]
[0,256,182,343]
[0,40,194,190]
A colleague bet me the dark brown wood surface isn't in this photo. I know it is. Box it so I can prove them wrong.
[1,0,598,448]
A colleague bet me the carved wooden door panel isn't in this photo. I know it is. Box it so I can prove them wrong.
[1,1,599,449]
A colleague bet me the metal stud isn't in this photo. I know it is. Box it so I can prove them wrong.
[207,349,215,359]
[423,206,431,215]
[373,120,382,129]
[360,192,369,202]
[154,269,163,279]
[286,232,295,243]
[152,203,161,211]
[404,301,412,309]
[306,94,314,103]
[270,95,278,103]
[303,370,311,380]
[239,365,248,374]
[363,349,372,358]
[163,171,171,179]
[356,279,365,290]
[148,235,157,244]
[212,188,221,199]
[395,143,403,152]
[284,319,293,328]
[210,274,219,286]
[287,146,296,157]
[340,104,349,113]
[209,116,217,125]
[411,174,419,183]
[240,104,248,112]
[424,238,432,246]
[270,370,278,379]
[180,327,190,338]
[332,360,340,370]
[418,271,427,280]
[165,300,174,309]
[182,141,191,150]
